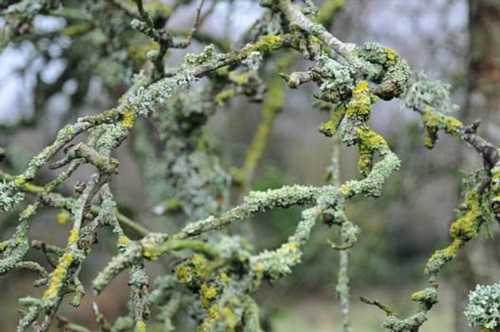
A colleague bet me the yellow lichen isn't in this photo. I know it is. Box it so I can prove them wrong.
[357,145,373,177]
[68,228,79,246]
[244,35,283,56]
[319,104,346,137]
[353,80,369,94]
[221,307,239,330]
[14,176,27,186]
[175,254,210,285]
[284,242,299,253]
[443,238,463,258]
[175,264,193,284]
[135,320,146,332]
[117,235,130,247]
[208,305,221,320]
[426,239,461,275]
[421,109,440,128]
[121,109,136,129]
[384,47,398,65]
[192,254,208,270]
[219,272,231,285]
[429,205,474,271]
[355,127,388,176]
[254,262,264,273]
[21,181,45,193]
[444,117,463,134]
[142,243,160,261]
[449,191,482,240]
[339,184,351,196]
[422,108,463,141]
[411,290,427,302]
[42,253,74,301]
[357,127,387,149]
[201,283,218,308]
[346,81,372,119]
[56,210,70,225]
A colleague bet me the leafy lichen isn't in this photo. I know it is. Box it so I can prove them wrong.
[0,180,25,212]
[465,283,500,330]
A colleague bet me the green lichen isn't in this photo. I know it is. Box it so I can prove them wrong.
[357,43,411,100]
[384,47,398,66]
[201,283,219,308]
[357,43,399,68]
[491,166,500,219]
[175,254,210,287]
[421,107,463,148]
[345,81,373,120]
[319,104,346,137]
[411,287,438,310]
[425,188,483,276]
[425,239,463,276]
[355,126,389,177]
[243,35,283,56]
[449,191,483,240]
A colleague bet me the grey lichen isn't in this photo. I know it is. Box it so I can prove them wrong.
[126,70,198,117]
[382,312,428,332]
[316,55,356,99]
[353,43,411,100]
[250,206,321,280]
[0,180,25,212]
[405,74,459,115]
[465,283,500,330]
[142,85,231,219]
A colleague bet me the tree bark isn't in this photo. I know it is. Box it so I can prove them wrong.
[454,2,500,331]
[468,0,500,139]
